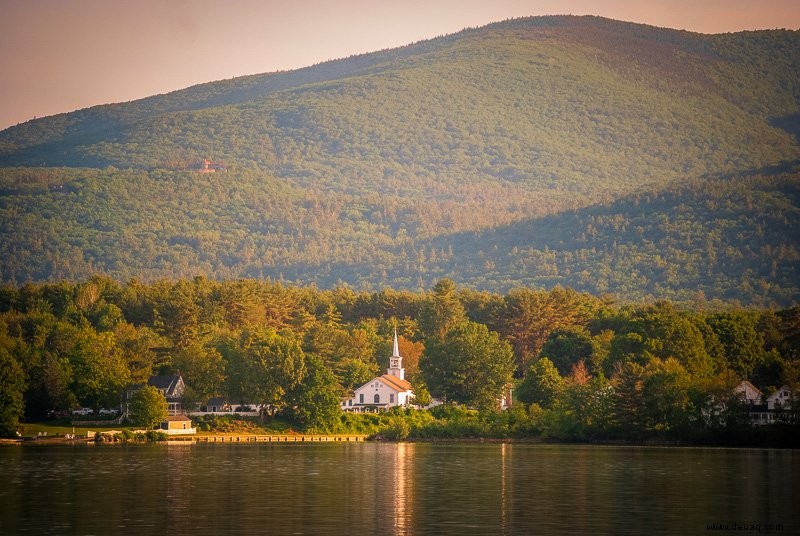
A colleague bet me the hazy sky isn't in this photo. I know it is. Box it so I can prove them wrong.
[2,0,800,130]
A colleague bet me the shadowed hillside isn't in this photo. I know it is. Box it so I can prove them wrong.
[1,16,799,304]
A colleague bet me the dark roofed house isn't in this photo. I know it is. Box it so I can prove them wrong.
[122,374,187,418]
[147,374,186,415]
[206,397,231,413]
[147,374,185,395]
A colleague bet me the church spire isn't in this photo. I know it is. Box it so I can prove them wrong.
[388,328,404,380]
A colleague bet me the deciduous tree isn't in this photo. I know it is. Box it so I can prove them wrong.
[421,321,515,410]
[0,348,26,436]
[516,357,564,408]
[500,287,598,372]
[128,385,168,429]
[540,327,594,376]
[69,328,130,410]
[224,327,306,416]
[282,355,341,432]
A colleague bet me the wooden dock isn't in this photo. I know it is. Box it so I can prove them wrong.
[167,434,368,443]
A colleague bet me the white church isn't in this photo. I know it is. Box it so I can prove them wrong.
[341,330,415,412]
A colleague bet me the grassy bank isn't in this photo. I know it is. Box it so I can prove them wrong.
[14,409,800,449]
[19,420,137,438]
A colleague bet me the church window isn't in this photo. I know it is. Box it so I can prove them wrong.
[374,394,380,404]
[390,394,395,403]
[359,394,364,404]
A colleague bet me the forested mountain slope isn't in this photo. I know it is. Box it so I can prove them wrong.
[1,16,799,304]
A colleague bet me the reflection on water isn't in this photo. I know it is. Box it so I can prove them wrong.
[394,441,411,534]
[501,441,510,532]
[0,443,796,535]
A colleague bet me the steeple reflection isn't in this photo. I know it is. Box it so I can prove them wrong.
[393,442,414,535]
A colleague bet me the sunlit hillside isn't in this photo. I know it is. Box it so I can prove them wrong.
[1,16,799,304]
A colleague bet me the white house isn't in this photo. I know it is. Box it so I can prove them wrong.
[734,380,764,405]
[499,384,513,410]
[767,385,793,411]
[342,330,414,412]
[733,380,773,425]
[724,381,796,425]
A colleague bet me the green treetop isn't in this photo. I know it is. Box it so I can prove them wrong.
[421,320,515,410]
[128,385,168,429]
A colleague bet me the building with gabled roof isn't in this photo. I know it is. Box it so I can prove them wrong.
[342,330,415,412]
[767,385,793,411]
[159,415,196,435]
[734,380,764,405]
[726,381,796,426]
[147,374,185,414]
[122,374,186,418]
[147,374,184,397]
[197,159,227,173]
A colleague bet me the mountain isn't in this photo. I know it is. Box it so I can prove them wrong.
[1,16,799,305]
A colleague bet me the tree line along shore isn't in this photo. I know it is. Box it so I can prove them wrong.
[0,277,798,446]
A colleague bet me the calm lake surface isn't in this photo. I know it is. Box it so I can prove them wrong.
[0,442,796,535]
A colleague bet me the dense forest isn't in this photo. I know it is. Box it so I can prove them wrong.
[1,16,799,304]
[1,166,797,304]
[1,278,798,442]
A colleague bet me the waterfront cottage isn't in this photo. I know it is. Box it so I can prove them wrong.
[159,415,196,435]
[342,330,415,412]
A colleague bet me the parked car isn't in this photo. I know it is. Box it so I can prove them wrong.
[71,408,93,416]
[99,408,119,415]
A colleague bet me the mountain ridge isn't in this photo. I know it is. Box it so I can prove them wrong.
[1,15,799,305]
[3,15,798,166]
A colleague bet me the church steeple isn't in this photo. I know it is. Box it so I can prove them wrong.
[388,328,405,380]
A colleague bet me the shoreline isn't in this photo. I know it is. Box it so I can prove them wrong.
[4,434,797,449]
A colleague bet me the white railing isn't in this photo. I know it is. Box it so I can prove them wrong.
[162,427,197,435]
[187,410,260,417]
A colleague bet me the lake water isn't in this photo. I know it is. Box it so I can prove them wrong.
[0,442,796,535]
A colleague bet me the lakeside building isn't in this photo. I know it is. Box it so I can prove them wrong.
[159,415,196,435]
[341,330,415,412]
[733,381,794,425]
[767,385,793,411]
[122,374,186,418]
[206,397,231,413]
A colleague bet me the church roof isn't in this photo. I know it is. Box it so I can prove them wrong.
[379,374,413,392]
